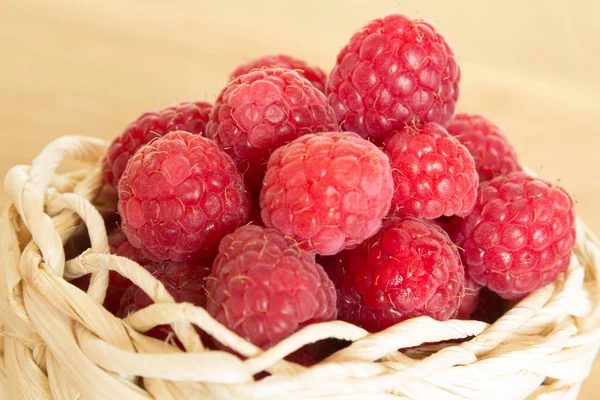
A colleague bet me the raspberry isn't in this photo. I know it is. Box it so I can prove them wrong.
[118,131,251,262]
[306,338,350,361]
[326,13,460,141]
[206,68,338,193]
[70,227,151,314]
[118,258,212,345]
[103,101,212,187]
[248,193,265,226]
[230,54,327,92]
[104,227,151,313]
[431,216,452,233]
[205,225,337,349]
[456,273,481,320]
[260,132,393,255]
[64,211,121,260]
[323,217,464,332]
[451,172,576,300]
[385,123,478,219]
[470,288,505,324]
[447,113,522,182]
[285,349,316,367]
[108,226,148,265]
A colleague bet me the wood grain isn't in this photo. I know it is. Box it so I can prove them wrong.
[1,0,599,397]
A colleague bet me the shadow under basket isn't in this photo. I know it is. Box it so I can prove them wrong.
[1,135,600,400]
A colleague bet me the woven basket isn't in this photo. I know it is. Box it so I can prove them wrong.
[1,135,600,400]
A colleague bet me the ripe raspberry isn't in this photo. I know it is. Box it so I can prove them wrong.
[284,349,316,367]
[385,123,478,219]
[206,68,338,193]
[470,288,505,324]
[326,13,460,141]
[248,193,265,226]
[103,101,212,187]
[230,54,327,92]
[118,131,251,262]
[205,225,337,349]
[118,258,212,345]
[108,226,148,265]
[451,172,576,300]
[323,217,464,332]
[456,273,481,320]
[447,113,522,182]
[305,338,350,361]
[104,227,151,313]
[431,216,452,233]
[70,227,151,315]
[64,211,121,260]
[260,132,393,255]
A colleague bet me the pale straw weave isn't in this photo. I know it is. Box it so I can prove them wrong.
[1,135,599,399]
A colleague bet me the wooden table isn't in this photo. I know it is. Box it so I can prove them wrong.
[1,0,599,397]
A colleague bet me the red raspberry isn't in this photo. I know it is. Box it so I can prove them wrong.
[305,338,350,361]
[326,13,460,141]
[118,131,251,262]
[230,54,327,92]
[385,123,478,219]
[108,226,148,265]
[451,172,576,300]
[118,258,212,345]
[248,193,265,226]
[260,132,393,255]
[103,101,212,187]
[323,217,464,332]
[447,113,522,182]
[206,68,338,193]
[104,227,151,313]
[284,349,316,367]
[431,216,452,233]
[470,288,505,324]
[64,211,121,260]
[70,227,151,314]
[456,273,481,320]
[205,225,337,349]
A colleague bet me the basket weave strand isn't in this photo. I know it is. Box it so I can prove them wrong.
[1,135,599,399]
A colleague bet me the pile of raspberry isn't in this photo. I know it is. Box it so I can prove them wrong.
[69,13,576,360]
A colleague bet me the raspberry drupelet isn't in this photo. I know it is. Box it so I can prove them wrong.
[260,131,393,255]
[326,13,460,141]
[451,172,576,300]
[323,217,465,332]
[205,225,337,349]
[207,68,338,194]
[103,101,212,187]
[118,131,251,262]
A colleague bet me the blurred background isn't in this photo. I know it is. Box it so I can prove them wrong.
[0,0,599,397]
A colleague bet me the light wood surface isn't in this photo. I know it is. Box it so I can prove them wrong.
[1,0,599,397]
